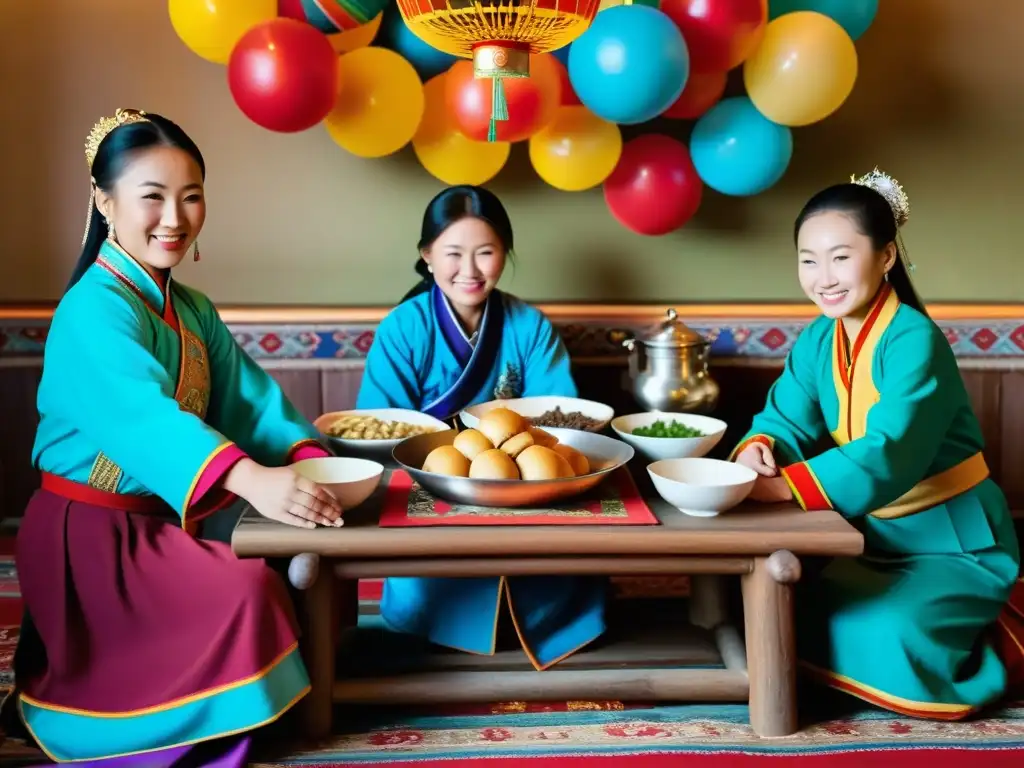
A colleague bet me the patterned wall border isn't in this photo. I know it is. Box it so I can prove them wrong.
[2,304,1023,362]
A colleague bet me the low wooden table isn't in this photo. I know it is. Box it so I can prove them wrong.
[232,475,863,740]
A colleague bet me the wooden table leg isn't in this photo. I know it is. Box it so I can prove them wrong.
[741,550,801,737]
[299,559,336,741]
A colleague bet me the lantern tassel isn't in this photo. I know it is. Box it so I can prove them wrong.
[488,77,509,142]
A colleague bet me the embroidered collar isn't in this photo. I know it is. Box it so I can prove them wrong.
[97,240,170,313]
[440,291,481,348]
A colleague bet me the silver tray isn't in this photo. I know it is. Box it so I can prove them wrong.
[392,427,635,508]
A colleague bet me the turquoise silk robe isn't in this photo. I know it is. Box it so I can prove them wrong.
[35,241,325,514]
[733,284,1021,718]
[357,287,606,670]
[27,242,323,751]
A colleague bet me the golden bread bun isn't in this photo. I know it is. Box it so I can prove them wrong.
[516,445,574,481]
[477,407,527,449]
[453,429,493,461]
[553,444,590,477]
[528,426,559,449]
[499,431,534,459]
[422,445,471,477]
[469,449,521,480]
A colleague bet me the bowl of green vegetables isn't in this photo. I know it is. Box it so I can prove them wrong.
[610,412,727,462]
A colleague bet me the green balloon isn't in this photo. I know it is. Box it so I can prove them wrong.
[768,0,879,41]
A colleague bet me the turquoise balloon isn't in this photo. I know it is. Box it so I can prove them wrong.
[377,4,457,80]
[768,0,878,41]
[690,97,793,197]
[569,6,689,125]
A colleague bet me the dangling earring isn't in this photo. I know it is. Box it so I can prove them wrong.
[884,271,890,282]
[105,217,117,243]
[427,265,433,274]
[193,240,201,262]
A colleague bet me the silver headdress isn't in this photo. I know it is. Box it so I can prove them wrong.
[851,167,910,228]
[851,167,914,272]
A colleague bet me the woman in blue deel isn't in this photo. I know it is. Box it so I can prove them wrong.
[357,185,605,670]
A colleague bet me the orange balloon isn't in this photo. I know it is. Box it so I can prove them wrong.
[743,11,858,127]
[551,56,581,107]
[445,54,561,143]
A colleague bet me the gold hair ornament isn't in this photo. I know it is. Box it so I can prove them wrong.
[851,167,914,272]
[85,108,150,170]
[81,109,150,247]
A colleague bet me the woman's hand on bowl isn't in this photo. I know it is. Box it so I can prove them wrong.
[225,460,343,528]
[749,475,793,504]
[736,442,778,477]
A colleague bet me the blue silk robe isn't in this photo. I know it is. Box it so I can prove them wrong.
[25,241,318,758]
[357,286,606,670]
[733,284,1021,718]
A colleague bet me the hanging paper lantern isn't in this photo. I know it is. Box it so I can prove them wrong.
[396,0,600,141]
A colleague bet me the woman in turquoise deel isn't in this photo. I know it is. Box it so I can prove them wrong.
[357,185,605,670]
[732,169,1023,717]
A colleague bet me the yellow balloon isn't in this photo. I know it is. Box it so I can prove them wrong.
[325,48,425,159]
[327,13,383,54]
[168,0,277,65]
[412,75,510,186]
[743,11,858,127]
[528,106,622,192]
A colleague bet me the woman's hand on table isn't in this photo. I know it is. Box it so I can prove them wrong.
[224,459,343,529]
[749,475,794,504]
[736,443,778,477]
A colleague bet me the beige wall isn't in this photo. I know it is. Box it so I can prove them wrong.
[1,0,1022,305]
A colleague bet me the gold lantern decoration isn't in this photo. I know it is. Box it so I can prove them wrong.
[397,0,600,140]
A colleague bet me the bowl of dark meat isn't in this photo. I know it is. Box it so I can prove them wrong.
[459,396,615,433]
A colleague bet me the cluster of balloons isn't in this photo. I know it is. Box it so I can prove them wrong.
[562,0,875,234]
[168,0,879,236]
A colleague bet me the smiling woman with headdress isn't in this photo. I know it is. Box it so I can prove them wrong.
[731,169,1023,718]
[6,109,343,764]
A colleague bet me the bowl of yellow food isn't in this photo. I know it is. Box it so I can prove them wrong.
[392,407,634,507]
[314,408,449,460]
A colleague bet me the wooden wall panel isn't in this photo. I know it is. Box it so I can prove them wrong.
[1000,372,1024,510]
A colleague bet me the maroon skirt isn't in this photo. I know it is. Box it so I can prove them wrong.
[13,479,306,759]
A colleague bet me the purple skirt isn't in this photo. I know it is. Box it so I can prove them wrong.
[13,488,307,763]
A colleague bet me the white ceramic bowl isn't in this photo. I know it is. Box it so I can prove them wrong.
[460,396,615,433]
[313,408,450,460]
[647,458,757,518]
[611,412,727,462]
[291,457,384,509]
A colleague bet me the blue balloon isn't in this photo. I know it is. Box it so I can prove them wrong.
[768,0,878,41]
[551,44,570,68]
[376,5,458,80]
[690,97,793,197]
[568,6,689,125]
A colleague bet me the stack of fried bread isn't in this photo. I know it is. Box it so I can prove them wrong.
[421,408,591,480]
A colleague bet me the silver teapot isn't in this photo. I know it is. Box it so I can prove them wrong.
[622,309,720,414]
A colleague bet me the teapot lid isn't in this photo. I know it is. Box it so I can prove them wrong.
[641,308,706,347]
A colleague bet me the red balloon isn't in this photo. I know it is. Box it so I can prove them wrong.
[277,0,305,20]
[228,19,338,133]
[603,135,703,236]
[661,70,728,120]
[551,56,581,107]
[445,55,561,143]
[661,0,768,74]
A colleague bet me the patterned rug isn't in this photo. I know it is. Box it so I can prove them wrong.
[1,541,1022,766]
